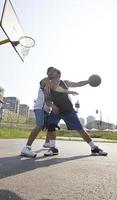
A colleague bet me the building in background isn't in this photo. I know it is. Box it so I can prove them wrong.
[86,115,95,124]
[86,115,95,129]
[0,86,4,122]
[0,86,4,103]
[3,97,20,114]
[19,104,29,118]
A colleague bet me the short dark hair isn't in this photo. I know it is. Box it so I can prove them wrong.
[56,69,61,77]
[47,66,54,73]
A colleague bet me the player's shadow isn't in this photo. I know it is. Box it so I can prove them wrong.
[0,189,52,200]
[0,152,91,179]
[0,189,24,200]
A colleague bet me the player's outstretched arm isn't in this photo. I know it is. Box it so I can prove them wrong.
[40,78,78,94]
[64,80,89,88]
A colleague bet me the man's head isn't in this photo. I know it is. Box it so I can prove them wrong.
[47,66,54,74]
[47,67,55,79]
[47,67,61,79]
[55,69,61,78]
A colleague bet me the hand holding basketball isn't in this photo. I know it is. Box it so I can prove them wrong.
[88,74,101,87]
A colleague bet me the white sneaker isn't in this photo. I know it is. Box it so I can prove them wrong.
[21,146,37,158]
[43,143,50,148]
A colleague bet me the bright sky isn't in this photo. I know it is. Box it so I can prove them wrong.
[0,0,117,124]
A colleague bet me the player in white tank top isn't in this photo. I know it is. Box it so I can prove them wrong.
[33,87,51,113]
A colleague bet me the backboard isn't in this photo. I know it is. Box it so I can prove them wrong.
[0,0,29,61]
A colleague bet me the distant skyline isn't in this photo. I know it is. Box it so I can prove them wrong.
[3,94,116,126]
[0,0,117,124]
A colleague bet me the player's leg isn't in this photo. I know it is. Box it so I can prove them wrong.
[44,112,60,156]
[63,110,108,156]
[43,112,50,148]
[43,111,59,148]
[43,132,50,148]
[44,131,59,156]
[21,109,44,157]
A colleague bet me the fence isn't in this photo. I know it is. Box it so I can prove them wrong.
[0,122,35,130]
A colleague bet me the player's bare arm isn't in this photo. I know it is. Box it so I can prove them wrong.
[64,80,89,88]
[40,77,57,89]
[40,78,78,95]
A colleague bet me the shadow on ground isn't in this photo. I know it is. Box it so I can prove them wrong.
[0,150,91,179]
[0,189,25,200]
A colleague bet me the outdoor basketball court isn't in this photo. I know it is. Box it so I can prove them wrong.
[0,2,117,199]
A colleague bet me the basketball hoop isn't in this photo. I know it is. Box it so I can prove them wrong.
[12,36,35,58]
[0,0,35,61]
[12,36,35,48]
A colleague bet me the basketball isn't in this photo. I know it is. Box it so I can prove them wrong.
[88,74,101,87]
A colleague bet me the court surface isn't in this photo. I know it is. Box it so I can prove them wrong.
[0,139,117,200]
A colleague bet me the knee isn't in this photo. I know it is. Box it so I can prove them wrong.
[46,124,56,132]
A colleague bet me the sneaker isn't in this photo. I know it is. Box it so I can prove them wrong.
[91,146,108,156]
[44,147,59,156]
[21,146,37,158]
[43,143,50,148]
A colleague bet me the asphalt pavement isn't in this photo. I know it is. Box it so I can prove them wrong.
[0,139,117,200]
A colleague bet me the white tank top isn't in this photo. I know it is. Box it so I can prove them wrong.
[33,87,51,113]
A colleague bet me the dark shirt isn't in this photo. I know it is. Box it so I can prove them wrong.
[50,80,73,114]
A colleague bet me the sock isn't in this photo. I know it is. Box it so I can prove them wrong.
[88,141,96,150]
[26,145,31,149]
[49,140,55,147]
[45,142,50,145]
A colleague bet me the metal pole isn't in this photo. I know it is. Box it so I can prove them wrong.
[0,39,10,45]
[99,111,102,129]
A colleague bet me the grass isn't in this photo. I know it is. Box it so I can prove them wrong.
[0,129,44,139]
[56,130,117,140]
[0,128,117,141]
